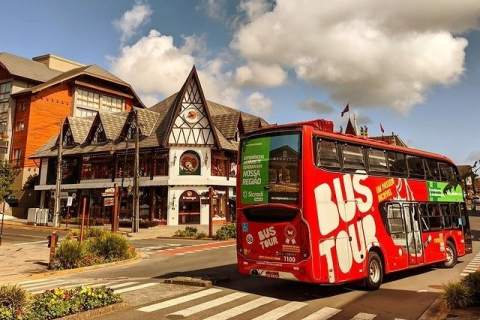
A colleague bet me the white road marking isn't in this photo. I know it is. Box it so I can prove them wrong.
[250,301,307,320]
[137,288,222,313]
[167,292,249,317]
[114,283,158,293]
[203,296,277,320]
[351,312,377,320]
[301,306,342,320]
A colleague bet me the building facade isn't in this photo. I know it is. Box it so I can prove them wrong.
[0,52,144,217]
[32,66,268,226]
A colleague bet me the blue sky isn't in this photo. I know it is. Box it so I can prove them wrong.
[2,0,480,165]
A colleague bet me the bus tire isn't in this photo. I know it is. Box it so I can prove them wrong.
[365,251,383,290]
[443,241,457,268]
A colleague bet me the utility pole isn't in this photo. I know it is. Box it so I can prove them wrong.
[53,119,63,228]
[132,110,140,233]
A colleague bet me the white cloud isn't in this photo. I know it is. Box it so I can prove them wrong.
[198,0,227,21]
[234,62,288,88]
[231,0,480,114]
[108,30,239,108]
[244,92,273,118]
[113,1,153,45]
[238,0,271,21]
[299,99,334,114]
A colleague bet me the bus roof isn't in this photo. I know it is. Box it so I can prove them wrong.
[248,119,456,165]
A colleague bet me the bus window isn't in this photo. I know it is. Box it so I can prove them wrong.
[367,148,389,175]
[449,203,461,228]
[439,203,451,228]
[427,203,442,229]
[316,138,341,170]
[387,151,408,177]
[342,143,365,172]
[418,203,429,231]
[424,159,441,181]
[439,163,455,182]
[385,203,406,248]
[407,155,425,179]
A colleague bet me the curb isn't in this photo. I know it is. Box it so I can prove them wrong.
[25,253,145,281]
[58,301,130,320]
[164,277,213,287]
[418,297,449,320]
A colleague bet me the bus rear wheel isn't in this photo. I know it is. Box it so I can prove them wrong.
[443,241,457,268]
[365,252,383,290]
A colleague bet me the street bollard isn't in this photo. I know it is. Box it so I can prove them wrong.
[47,232,58,270]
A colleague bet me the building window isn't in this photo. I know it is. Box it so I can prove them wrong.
[102,95,124,112]
[75,108,98,117]
[12,149,22,167]
[0,82,11,100]
[19,101,27,111]
[0,82,11,116]
[76,89,100,109]
[16,122,25,132]
[75,88,125,117]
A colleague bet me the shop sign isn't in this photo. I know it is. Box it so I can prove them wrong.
[104,198,114,206]
[180,190,199,202]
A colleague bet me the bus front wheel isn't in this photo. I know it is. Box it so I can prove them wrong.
[365,252,383,290]
[443,241,457,268]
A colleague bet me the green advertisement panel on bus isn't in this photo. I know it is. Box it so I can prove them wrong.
[240,133,301,204]
[427,181,463,202]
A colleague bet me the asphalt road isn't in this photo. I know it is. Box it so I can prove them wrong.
[0,225,68,246]
[53,232,479,319]
[5,210,480,319]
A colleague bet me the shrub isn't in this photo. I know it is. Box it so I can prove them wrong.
[196,231,207,239]
[441,281,472,309]
[462,272,480,305]
[118,220,158,228]
[0,284,32,318]
[64,228,107,240]
[54,239,88,269]
[214,223,236,240]
[28,286,122,320]
[88,232,133,262]
[174,226,199,238]
[63,217,104,226]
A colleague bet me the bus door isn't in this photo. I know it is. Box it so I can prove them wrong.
[319,200,353,284]
[402,204,423,265]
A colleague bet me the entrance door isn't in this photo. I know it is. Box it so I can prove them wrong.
[403,204,423,265]
[179,190,200,224]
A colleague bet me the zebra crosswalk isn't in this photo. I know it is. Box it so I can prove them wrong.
[135,240,235,255]
[136,288,408,320]
[17,278,159,295]
[461,250,480,277]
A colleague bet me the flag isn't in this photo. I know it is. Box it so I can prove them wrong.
[341,104,349,117]
[380,123,385,134]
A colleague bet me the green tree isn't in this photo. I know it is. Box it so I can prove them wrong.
[0,160,20,202]
[444,161,478,195]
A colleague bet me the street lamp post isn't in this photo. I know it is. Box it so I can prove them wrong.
[0,128,9,246]
[132,110,140,233]
[53,119,63,228]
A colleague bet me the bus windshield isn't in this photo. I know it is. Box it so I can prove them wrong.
[240,132,301,204]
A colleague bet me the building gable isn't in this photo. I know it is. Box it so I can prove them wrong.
[168,67,217,147]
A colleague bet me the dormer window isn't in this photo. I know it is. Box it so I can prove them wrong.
[63,126,74,146]
[234,127,240,142]
[92,123,106,143]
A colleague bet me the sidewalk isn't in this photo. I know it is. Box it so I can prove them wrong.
[0,218,225,284]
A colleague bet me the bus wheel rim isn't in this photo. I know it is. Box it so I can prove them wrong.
[446,247,453,263]
[370,260,380,282]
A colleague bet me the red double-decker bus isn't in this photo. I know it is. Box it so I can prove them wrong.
[236,119,472,290]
